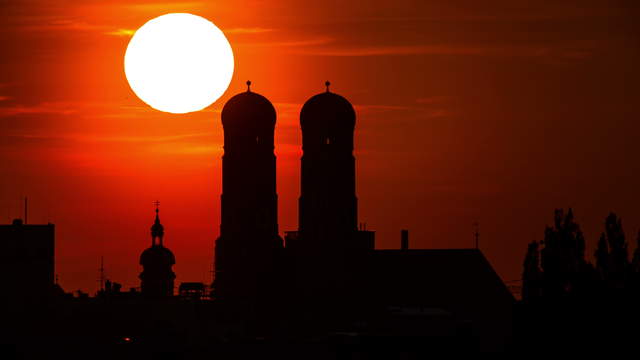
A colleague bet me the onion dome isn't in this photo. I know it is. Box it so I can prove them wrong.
[140,203,175,267]
[301,81,355,132]
[221,80,276,132]
[140,245,176,267]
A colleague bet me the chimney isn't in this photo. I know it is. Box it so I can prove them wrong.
[401,229,409,250]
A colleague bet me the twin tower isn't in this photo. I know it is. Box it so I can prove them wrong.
[213,81,373,302]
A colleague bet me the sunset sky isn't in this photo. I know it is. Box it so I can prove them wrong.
[1,0,639,293]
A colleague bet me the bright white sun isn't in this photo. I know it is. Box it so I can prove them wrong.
[124,13,234,114]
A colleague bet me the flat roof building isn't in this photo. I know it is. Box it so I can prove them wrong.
[0,219,55,302]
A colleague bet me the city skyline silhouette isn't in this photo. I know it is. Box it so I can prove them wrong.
[2,1,640,356]
[3,1,640,294]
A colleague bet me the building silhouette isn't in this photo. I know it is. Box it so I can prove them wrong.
[285,82,374,309]
[139,205,175,297]
[1,82,517,357]
[213,81,284,303]
[0,218,55,302]
[298,81,359,247]
[210,81,514,350]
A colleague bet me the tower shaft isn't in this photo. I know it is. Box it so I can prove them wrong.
[213,88,283,302]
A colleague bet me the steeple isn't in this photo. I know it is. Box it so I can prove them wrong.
[151,200,164,247]
[140,201,176,298]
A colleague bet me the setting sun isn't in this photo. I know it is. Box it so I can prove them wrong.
[124,13,234,114]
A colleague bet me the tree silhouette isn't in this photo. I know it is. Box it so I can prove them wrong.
[525,210,640,301]
[631,231,640,274]
[595,233,609,281]
[603,213,629,289]
[539,208,587,297]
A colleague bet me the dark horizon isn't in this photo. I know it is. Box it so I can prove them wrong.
[1,0,640,298]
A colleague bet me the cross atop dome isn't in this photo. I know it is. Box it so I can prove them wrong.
[246,80,252,92]
[325,81,331,93]
[150,201,164,247]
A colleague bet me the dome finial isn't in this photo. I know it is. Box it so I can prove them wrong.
[246,80,252,92]
[325,80,331,93]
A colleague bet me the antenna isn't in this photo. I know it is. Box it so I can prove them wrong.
[98,256,105,292]
[473,222,480,249]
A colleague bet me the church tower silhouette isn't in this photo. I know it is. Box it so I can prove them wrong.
[286,82,374,307]
[213,81,283,302]
[298,81,361,249]
[139,203,176,298]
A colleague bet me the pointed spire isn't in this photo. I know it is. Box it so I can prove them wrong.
[151,201,164,246]
[325,80,331,93]
[246,80,252,92]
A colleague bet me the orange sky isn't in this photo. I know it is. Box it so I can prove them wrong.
[1,0,640,293]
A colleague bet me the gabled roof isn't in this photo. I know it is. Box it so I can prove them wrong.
[367,248,514,351]
[369,249,514,310]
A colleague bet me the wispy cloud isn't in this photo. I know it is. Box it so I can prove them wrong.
[416,96,449,104]
[355,104,453,119]
[154,144,220,155]
[0,96,11,102]
[19,18,138,38]
[105,28,135,37]
[241,37,333,48]
[355,104,418,111]
[290,43,595,60]
[0,102,78,117]
[7,132,213,144]
[293,45,484,57]
[123,2,205,12]
[224,27,273,34]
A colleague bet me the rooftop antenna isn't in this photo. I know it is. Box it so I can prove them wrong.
[473,222,480,249]
[98,256,105,292]
[325,80,331,93]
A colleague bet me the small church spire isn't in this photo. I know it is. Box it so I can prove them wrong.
[325,80,331,93]
[151,200,164,247]
[246,80,252,92]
